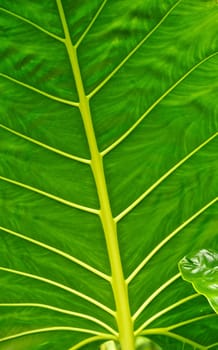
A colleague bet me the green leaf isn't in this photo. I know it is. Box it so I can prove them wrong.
[179,249,218,313]
[101,337,162,350]
[0,0,217,349]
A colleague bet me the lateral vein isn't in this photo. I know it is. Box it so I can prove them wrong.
[75,0,108,48]
[0,225,110,281]
[0,327,111,344]
[0,266,114,316]
[208,343,218,349]
[115,132,217,222]
[140,329,206,350]
[133,273,181,320]
[69,335,117,350]
[88,0,182,98]
[102,52,218,156]
[0,124,90,164]
[0,175,99,215]
[0,73,79,107]
[135,294,199,334]
[0,303,117,335]
[167,314,216,331]
[127,197,217,284]
[0,7,64,42]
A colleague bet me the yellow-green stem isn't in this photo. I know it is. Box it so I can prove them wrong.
[56,1,135,349]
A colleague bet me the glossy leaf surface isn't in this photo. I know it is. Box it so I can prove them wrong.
[179,249,218,314]
[0,0,218,349]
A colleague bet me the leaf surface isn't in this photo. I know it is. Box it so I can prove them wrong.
[0,0,218,349]
[179,249,218,313]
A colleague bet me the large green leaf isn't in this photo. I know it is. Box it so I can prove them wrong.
[0,0,217,349]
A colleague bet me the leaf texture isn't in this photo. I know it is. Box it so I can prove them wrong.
[179,249,218,313]
[0,0,218,349]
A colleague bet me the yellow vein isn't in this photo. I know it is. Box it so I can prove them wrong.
[0,225,110,281]
[164,332,206,349]
[208,343,218,349]
[127,197,217,284]
[88,0,182,98]
[0,124,90,164]
[0,175,99,215]
[69,335,117,350]
[56,1,135,349]
[0,327,111,344]
[135,294,199,334]
[0,7,64,42]
[140,329,206,350]
[102,52,218,156]
[167,314,216,331]
[0,73,79,107]
[0,266,114,316]
[75,0,108,48]
[0,303,117,335]
[133,273,181,321]
[115,133,217,222]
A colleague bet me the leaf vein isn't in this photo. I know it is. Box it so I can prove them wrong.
[0,124,90,164]
[0,266,114,316]
[0,225,110,281]
[133,273,181,320]
[75,0,108,48]
[167,314,217,331]
[0,303,117,335]
[0,73,79,107]
[115,133,217,222]
[0,175,99,215]
[140,329,206,349]
[135,294,199,334]
[0,327,111,344]
[102,52,218,156]
[88,0,182,98]
[69,335,116,350]
[0,7,64,42]
[127,198,217,283]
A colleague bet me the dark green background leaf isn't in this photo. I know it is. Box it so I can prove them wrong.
[0,0,217,349]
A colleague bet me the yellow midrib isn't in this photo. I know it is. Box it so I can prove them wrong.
[56,0,135,349]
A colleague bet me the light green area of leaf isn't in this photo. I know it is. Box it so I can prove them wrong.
[179,249,218,313]
[101,336,162,350]
[0,0,218,349]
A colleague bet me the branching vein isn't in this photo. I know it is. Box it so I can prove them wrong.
[75,0,108,48]
[0,124,90,165]
[115,133,217,222]
[140,329,206,349]
[127,197,217,284]
[0,175,99,215]
[0,225,110,281]
[133,273,181,321]
[0,303,117,335]
[102,52,218,156]
[135,294,199,334]
[68,335,116,350]
[167,314,216,331]
[0,73,79,107]
[0,327,111,344]
[208,343,218,349]
[0,266,114,316]
[0,7,64,42]
[88,0,182,98]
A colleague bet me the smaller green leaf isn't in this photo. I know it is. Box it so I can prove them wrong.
[179,249,218,313]
[100,337,162,350]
